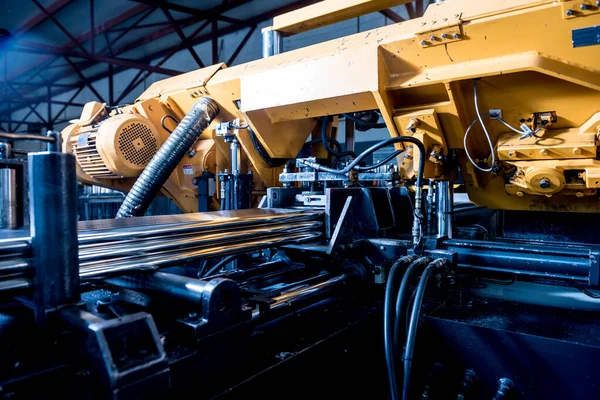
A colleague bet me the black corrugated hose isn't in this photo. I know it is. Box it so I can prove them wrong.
[116,97,219,218]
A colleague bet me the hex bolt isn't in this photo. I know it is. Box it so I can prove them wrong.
[566,9,574,16]
[508,151,516,158]
[580,3,588,10]
[441,33,448,39]
[420,40,427,46]
[379,245,386,251]
[188,150,196,157]
[539,179,551,189]
[453,33,460,39]
[516,191,524,197]
[573,147,583,155]
[540,148,549,156]
[576,191,584,198]
[430,35,436,41]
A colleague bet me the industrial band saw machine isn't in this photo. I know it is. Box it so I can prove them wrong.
[1,0,600,398]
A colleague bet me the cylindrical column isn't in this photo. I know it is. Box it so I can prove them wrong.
[262,27,282,58]
[230,137,241,174]
[0,168,17,229]
[436,181,453,238]
[29,151,79,313]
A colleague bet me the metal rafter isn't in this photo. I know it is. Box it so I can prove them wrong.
[64,57,106,103]
[31,0,90,56]
[16,41,184,76]
[132,0,251,25]
[227,25,257,66]
[52,86,84,124]
[380,9,405,23]
[6,3,152,81]
[161,7,204,68]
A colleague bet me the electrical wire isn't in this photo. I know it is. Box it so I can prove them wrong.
[463,81,495,172]
[343,112,387,129]
[563,279,600,299]
[248,126,288,168]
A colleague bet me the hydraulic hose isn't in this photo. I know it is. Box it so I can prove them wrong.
[402,258,448,400]
[356,150,402,171]
[321,117,357,158]
[297,135,425,245]
[393,257,432,353]
[384,255,417,400]
[116,97,219,218]
[343,112,386,129]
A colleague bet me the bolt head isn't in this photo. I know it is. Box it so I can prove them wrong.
[580,3,588,10]
[420,40,427,46]
[379,245,386,251]
[188,150,196,157]
[508,151,515,157]
[576,191,585,198]
[429,35,436,41]
[539,179,551,189]
[441,33,448,39]
[573,147,583,155]
[516,191,524,197]
[566,9,573,16]
[540,148,549,156]
[453,33,460,39]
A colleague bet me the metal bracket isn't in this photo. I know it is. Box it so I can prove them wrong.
[417,12,463,47]
[562,1,600,19]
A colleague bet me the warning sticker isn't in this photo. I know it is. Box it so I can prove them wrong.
[182,164,194,175]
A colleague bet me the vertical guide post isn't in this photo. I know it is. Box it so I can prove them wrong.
[261,27,282,58]
[436,180,453,238]
[28,150,79,321]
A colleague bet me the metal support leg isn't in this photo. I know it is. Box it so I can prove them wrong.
[262,27,282,58]
[436,181,453,238]
[28,151,79,321]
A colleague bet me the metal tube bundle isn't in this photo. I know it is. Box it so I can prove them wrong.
[0,209,324,291]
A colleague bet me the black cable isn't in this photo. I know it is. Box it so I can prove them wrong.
[402,259,448,400]
[393,257,431,354]
[564,279,600,299]
[203,254,239,277]
[343,112,386,129]
[248,126,288,168]
[160,114,180,134]
[356,150,402,171]
[321,117,357,158]
[299,136,426,192]
[384,256,417,400]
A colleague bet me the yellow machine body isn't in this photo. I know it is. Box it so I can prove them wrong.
[63,0,600,213]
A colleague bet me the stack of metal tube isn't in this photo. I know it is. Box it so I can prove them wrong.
[0,208,323,293]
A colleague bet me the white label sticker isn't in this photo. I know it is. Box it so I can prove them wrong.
[183,164,194,175]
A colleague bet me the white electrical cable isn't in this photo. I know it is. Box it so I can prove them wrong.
[496,116,526,134]
[463,113,492,172]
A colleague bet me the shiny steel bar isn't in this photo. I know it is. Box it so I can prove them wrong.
[0,278,31,293]
[0,168,18,229]
[0,259,30,275]
[79,221,321,262]
[78,209,322,245]
[80,231,321,280]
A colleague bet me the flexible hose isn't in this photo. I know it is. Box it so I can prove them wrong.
[402,259,448,400]
[384,255,417,400]
[356,150,403,171]
[321,117,357,158]
[343,112,386,129]
[393,257,432,353]
[116,97,219,218]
